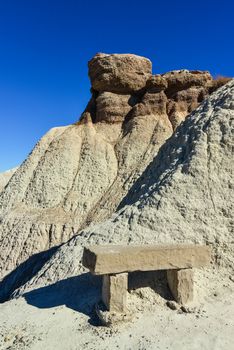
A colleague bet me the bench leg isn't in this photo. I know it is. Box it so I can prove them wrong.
[167,269,193,304]
[102,273,128,313]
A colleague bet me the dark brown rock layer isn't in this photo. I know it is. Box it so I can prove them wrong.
[83,53,230,129]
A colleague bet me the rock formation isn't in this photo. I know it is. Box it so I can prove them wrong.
[88,53,152,93]
[1,79,232,301]
[0,53,229,282]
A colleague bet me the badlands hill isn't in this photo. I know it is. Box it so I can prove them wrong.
[0,78,233,304]
[0,55,233,350]
[0,53,225,281]
[0,77,233,350]
[0,167,17,192]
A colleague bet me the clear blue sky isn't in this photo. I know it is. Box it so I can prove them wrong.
[0,0,233,172]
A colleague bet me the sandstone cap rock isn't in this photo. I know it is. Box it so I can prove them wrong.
[88,53,152,93]
[163,70,213,95]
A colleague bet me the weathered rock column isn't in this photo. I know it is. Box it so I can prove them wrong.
[167,269,194,304]
[102,273,128,313]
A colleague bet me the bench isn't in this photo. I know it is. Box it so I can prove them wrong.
[82,244,211,313]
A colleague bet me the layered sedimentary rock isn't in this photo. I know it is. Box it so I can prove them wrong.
[163,70,212,94]
[163,70,213,129]
[95,92,134,123]
[0,53,229,281]
[2,80,232,301]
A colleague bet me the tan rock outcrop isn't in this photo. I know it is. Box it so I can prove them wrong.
[88,53,152,93]
[167,87,207,129]
[163,70,212,96]
[95,92,134,123]
[129,91,168,118]
[0,53,231,282]
[146,74,168,93]
[0,80,233,302]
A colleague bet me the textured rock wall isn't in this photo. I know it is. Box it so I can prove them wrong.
[1,80,232,301]
[0,53,230,281]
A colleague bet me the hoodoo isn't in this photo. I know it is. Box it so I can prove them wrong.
[0,53,230,283]
[0,78,233,304]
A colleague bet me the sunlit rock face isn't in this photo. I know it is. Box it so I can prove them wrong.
[0,52,230,281]
[88,53,152,94]
[2,79,233,303]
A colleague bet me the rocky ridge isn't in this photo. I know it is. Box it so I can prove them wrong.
[0,53,229,281]
[0,79,233,302]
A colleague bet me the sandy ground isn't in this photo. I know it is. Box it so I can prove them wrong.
[0,282,233,350]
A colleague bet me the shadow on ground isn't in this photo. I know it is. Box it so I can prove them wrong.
[0,246,59,303]
[23,273,102,325]
[128,270,173,300]
[23,271,172,325]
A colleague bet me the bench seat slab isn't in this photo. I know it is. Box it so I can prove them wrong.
[83,245,211,275]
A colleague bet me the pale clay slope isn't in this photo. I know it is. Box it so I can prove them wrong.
[0,105,172,280]
[1,80,233,303]
[0,167,18,192]
[0,81,233,350]
[0,53,220,280]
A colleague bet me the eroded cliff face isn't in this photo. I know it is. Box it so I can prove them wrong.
[85,53,215,129]
[0,53,228,280]
[1,80,233,302]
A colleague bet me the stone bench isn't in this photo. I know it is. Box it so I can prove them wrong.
[82,244,211,313]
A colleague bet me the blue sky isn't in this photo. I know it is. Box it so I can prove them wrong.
[0,0,233,172]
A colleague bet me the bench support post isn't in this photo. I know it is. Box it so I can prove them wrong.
[167,269,193,304]
[102,273,128,313]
